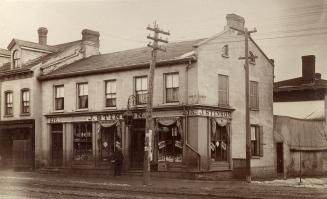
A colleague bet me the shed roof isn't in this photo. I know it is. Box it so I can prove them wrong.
[274,115,327,150]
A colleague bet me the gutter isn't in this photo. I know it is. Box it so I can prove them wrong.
[38,57,197,81]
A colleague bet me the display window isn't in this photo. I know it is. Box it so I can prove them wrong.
[210,118,229,162]
[73,123,92,161]
[157,119,183,163]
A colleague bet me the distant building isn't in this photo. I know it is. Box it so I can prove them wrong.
[1,14,276,179]
[273,55,327,177]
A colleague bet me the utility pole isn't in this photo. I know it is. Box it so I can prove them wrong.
[144,21,169,185]
[230,26,257,183]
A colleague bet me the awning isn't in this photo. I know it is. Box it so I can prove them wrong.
[99,120,118,128]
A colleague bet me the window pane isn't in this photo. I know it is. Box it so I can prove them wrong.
[166,74,173,88]
[142,77,147,90]
[172,74,179,87]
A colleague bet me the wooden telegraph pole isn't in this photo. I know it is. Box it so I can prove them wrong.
[230,26,257,183]
[144,21,169,185]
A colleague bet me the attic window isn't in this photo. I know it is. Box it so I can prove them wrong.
[249,51,256,64]
[12,50,20,68]
[221,45,229,58]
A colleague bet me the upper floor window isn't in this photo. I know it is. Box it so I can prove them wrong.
[218,74,229,105]
[77,83,88,109]
[250,81,259,110]
[55,85,64,111]
[12,50,20,68]
[135,76,147,105]
[251,125,263,157]
[5,91,13,116]
[221,45,229,57]
[165,73,179,103]
[21,89,30,114]
[105,80,116,108]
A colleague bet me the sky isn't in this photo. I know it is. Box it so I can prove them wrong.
[0,0,326,81]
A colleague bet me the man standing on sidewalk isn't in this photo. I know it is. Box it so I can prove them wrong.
[112,142,123,176]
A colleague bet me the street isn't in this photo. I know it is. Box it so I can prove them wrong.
[0,170,326,199]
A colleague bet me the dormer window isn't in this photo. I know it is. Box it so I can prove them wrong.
[221,45,229,58]
[12,50,20,68]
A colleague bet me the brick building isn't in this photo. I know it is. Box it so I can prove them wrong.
[1,14,276,179]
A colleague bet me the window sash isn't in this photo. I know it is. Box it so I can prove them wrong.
[106,80,116,94]
[250,81,259,109]
[218,75,229,105]
[250,125,260,156]
[55,86,64,98]
[5,92,13,115]
[55,98,64,110]
[78,95,88,109]
[136,77,147,91]
[78,83,88,96]
[136,90,147,104]
[166,87,179,102]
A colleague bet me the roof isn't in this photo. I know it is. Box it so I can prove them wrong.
[40,38,205,79]
[274,101,325,120]
[7,39,57,52]
[274,115,327,150]
[0,40,82,78]
[0,48,10,56]
[274,78,327,92]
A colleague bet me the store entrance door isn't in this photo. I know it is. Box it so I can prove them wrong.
[51,124,63,167]
[130,119,145,169]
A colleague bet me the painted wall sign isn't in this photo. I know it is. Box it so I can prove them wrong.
[185,109,232,119]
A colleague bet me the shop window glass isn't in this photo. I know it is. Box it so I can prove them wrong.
[135,76,147,105]
[77,83,88,109]
[5,91,13,116]
[211,124,228,162]
[55,85,64,110]
[73,123,92,161]
[165,73,179,103]
[100,125,119,162]
[21,89,30,114]
[105,80,116,107]
[158,124,183,163]
[218,74,229,105]
[250,81,259,110]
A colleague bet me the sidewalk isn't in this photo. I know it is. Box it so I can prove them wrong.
[0,169,326,199]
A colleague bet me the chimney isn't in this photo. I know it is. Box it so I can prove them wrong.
[38,27,48,45]
[81,29,100,58]
[226,14,245,30]
[302,55,315,81]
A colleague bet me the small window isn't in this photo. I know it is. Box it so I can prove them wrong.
[218,74,229,105]
[21,89,30,114]
[55,85,64,110]
[250,81,259,110]
[105,80,116,107]
[135,76,147,105]
[5,91,13,116]
[249,51,256,64]
[165,73,179,103]
[221,45,229,57]
[251,125,263,157]
[12,50,20,68]
[77,83,88,109]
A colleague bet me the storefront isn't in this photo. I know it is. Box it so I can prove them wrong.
[0,119,35,170]
[45,105,233,173]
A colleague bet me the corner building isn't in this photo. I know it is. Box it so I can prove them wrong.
[38,14,275,178]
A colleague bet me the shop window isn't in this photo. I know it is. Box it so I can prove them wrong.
[210,120,229,162]
[250,81,259,110]
[135,76,147,105]
[165,73,179,103]
[105,80,116,108]
[251,125,263,157]
[5,91,13,116]
[73,123,92,161]
[158,122,183,163]
[12,50,20,68]
[218,74,229,105]
[100,124,120,162]
[54,85,64,111]
[21,89,30,114]
[77,83,88,109]
[221,45,229,57]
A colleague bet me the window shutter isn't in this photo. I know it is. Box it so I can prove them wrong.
[259,126,264,157]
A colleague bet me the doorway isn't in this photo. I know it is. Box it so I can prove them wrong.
[276,142,284,174]
[51,124,63,167]
[130,119,145,169]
